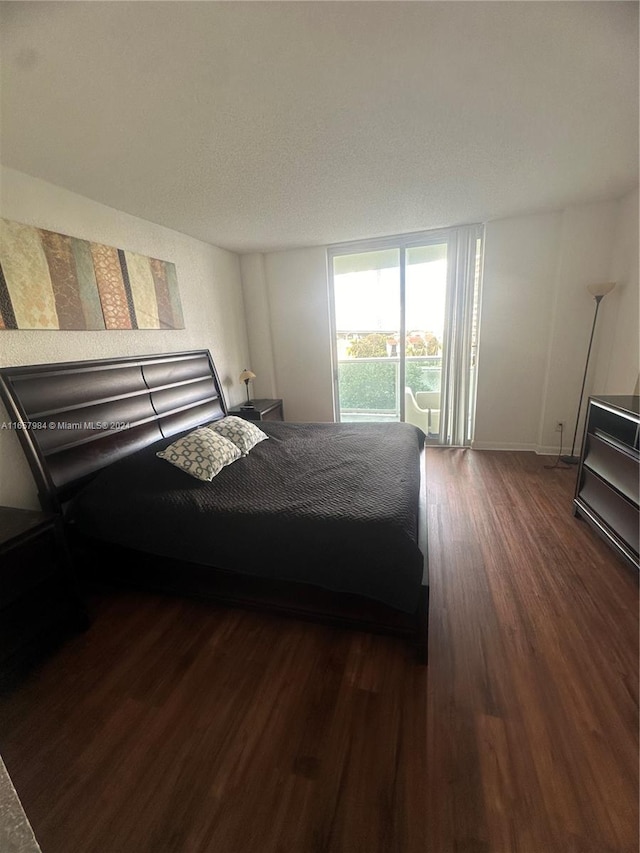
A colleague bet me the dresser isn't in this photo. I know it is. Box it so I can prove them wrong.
[573,395,639,570]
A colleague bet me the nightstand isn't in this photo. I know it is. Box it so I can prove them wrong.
[0,507,87,687]
[228,398,284,422]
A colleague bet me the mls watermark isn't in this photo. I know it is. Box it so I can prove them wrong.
[1,421,130,431]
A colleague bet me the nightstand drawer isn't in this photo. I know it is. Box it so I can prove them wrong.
[0,526,60,607]
[0,576,75,657]
[260,402,283,421]
[229,399,284,422]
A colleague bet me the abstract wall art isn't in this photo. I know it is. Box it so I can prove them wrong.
[0,218,184,330]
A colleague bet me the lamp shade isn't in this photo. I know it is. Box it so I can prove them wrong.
[586,282,616,298]
[239,369,256,383]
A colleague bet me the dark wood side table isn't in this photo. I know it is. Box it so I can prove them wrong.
[228,399,284,422]
[0,507,88,688]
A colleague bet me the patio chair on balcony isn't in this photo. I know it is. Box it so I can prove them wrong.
[416,391,441,435]
[405,388,440,436]
[404,387,431,435]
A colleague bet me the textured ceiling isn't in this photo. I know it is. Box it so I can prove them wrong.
[1,1,638,254]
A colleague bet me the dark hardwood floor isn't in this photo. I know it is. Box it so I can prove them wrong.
[0,449,637,853]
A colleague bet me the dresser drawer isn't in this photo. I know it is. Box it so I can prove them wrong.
[584,433,639,505]
[578,469,639,555]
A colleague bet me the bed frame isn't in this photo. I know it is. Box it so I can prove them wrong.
[0,350,429,662]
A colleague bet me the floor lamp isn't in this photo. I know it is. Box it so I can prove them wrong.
[561,281,616,464]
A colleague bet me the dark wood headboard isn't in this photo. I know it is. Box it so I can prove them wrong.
[0,350,227,513]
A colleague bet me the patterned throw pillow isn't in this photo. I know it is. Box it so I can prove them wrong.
[156,427,241,481]
[206,415,268,456]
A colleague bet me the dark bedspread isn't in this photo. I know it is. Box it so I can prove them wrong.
[68,421,425,612]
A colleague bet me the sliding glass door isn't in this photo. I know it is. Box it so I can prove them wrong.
[404,243,447,439]
[332,248,401,423]
[329,227,482,445]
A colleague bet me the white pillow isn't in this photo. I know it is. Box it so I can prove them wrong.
[156,427,241,481]
[207,415,268,456]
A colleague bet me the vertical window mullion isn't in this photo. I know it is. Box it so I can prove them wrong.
[327,256,341,421]
[399,246,406,423]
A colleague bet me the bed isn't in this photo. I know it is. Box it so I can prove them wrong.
[0,350,429,661]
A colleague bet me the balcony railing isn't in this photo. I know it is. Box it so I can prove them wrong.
[337,355,442,422]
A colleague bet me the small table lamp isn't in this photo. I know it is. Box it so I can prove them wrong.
[239,369,256,407]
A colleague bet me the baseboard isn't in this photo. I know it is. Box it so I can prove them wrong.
[471,440,562,456]
[471,440,537,452]
[535,445,565,457]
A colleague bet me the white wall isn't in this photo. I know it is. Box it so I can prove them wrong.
[474,194,636,454]
[239,253,277,399]
[539,199,620,453]
[243,247,333,422]
[593,187,639,395]
[0,167,249,509]
[473,211,562,451]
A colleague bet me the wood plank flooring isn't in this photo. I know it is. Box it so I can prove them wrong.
[0,449,637,853]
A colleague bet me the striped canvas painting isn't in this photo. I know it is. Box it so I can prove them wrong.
[0,219,184,330]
